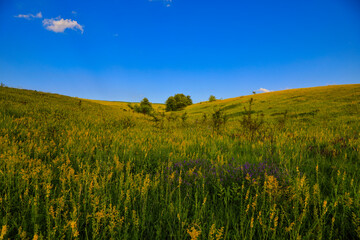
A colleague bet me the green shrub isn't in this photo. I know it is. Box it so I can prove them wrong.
[209,95,217,102]
[165,94,192,111]
[240,98,264,139]
[134,97,153,115]
[212,108,227,132]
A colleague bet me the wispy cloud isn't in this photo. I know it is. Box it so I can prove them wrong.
[149,0,173,7]
[14,12,42,19]
[72,11,77,15]
[42,17,84,33]
[258,88,271,93]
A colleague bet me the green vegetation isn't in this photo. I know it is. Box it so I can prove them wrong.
[166,93,193,111]
[133,98,154,115]
[0,84,359,239]
[211,107,227,132]
[209,95,217,102]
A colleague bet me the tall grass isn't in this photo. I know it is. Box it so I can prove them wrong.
[0,85,359,239]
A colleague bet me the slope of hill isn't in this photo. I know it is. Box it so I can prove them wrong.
[86,99,165,112]
[186,84,360,123]
[0,84,359,239]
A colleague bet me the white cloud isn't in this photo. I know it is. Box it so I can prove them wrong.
[258,88,271,93]
[42,17,84,33]
[15,12,42,19]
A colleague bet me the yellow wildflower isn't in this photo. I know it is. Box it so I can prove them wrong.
[250,217,254,228]
[245,189,249,201]
[216,227,224,240]
[245,204,250,214]
[274,215,278,228]
[285,222,295,232]
[0,225,7,240]
[187,224,201,240]
[70,220,77,230]
[265,175,279,196]
[169,171,175,181]
[209,224,216,240]
[323,200,328,215]
[132,210,139,229]
[32,233,38,240]
[345,192,353,207]
[18,226,27,239]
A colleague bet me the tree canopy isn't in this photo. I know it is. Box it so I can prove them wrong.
[165,94,193,111]
[134,97,153,115]
[209,95,217,102]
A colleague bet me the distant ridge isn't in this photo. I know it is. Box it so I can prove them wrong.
[185,84,360,122]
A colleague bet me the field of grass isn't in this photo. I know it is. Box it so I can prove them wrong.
[0,84,359,239]
[85,99,165,112]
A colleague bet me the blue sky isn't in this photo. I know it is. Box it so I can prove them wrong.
[0,0,359,103]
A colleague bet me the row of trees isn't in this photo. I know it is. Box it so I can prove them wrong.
[131,94,218,114]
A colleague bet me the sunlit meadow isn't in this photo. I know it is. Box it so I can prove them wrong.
[0,84,359,239]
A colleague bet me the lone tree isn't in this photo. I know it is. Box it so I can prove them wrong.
[165,94,193,111]
[209,95,217,102]
[134,97,153,115]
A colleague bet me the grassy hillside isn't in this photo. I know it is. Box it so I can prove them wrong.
[186,84,359,123]
[86,99,165,112]
[0,84,359,239]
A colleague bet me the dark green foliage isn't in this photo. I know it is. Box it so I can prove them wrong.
[212,108,228,132]
[209,95,217,102]
[165,96,176,111]
[134,97,153,115]
[150,111,166,129]
[127,103,134,110]
[140,97,153,113]
[240,98,264,138]
[181,112,188,124]
[165,94,192,111]
[185,95,193,105]
[202,113,207,123]
[166,112,179,121]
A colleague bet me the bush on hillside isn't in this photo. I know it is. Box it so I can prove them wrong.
[240,98,264,139]
[212,108,228,132]
[134,98,153,115]
[209,95,217,102]
[165,94,192,111]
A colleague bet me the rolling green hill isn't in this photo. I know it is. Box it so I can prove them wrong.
[0,84,359,239]
[185,84,360,123]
